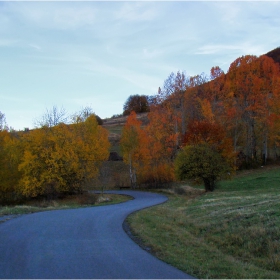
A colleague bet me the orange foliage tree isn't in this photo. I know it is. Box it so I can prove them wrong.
[176,120,235,191]
[128,52,280,189]
[183,120,236,167]
[220,55,280,165]
[120,108,178,188]
[138,106,177,187]
[120,111,147,188]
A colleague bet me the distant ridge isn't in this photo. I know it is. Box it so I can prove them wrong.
[265,47,280,64]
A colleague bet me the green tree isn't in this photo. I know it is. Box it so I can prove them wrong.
[175,144,232,192]
[123,94,150,116]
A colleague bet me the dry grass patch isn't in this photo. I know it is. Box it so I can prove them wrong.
[0,192,131,218]
[159,185,204,198]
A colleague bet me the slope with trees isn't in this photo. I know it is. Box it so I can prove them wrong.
[120,48,280,190]
[2,48,280,197]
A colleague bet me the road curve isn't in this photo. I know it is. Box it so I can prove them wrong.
[0,190,194,279]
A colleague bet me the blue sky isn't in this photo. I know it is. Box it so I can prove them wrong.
[0,1,279,130]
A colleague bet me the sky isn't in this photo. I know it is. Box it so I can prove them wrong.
[0,1,280,130]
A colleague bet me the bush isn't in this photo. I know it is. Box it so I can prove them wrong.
[175,144,233,191]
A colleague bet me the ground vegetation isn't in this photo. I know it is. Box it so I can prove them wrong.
[127,166,280,279]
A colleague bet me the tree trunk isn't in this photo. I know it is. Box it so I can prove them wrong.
[262,134,268,165]
[129,153,134,188]
[203,178,215,192]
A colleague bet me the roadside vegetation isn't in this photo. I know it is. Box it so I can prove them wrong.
[127,165,280,279]
[0,193,131,219]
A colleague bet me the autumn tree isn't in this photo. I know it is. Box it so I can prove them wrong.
[71,114,110,186]
[136,106,177,187]
[142,51,280,183]
[174,117,236,192]
[0,113,23,203]
[0,130,22,203]
[221,55,280,166]
[18,115,110,198]
[19,125,73,198]
[123,95,150,116]
[0,111,8,131]
[120,111,146,188]
[210,66,224,81]
[158,71,190,137]
[34,106,69,128]
[183,120,235,157]
[71,106,103,125]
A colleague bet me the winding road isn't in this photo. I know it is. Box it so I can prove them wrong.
[0,190,194,279]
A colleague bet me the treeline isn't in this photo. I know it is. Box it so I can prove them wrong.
[0,108,110,204]
[120,51,280,189]
[2,50,280,198]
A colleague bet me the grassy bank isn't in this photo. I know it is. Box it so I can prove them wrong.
[0,193,131,218]
[127,166,280,279]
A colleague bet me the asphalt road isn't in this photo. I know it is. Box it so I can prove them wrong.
[0,190,194,279]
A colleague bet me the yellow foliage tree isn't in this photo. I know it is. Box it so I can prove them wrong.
[18,116,110,198]
[72,115,110,186]
[120,111,146,188]
[0,130,22,202]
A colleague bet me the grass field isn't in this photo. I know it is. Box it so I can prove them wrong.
[127,165,280,279]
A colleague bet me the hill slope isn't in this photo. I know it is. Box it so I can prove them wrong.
[102,113,149,153]
[265,47,280,64]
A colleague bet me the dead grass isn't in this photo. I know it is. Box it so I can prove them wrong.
[0,192,131,218]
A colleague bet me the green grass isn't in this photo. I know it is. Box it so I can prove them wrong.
[127,166,280,279]
[0,193,131,218]
[104,125,123,154]
[106,125,124,136]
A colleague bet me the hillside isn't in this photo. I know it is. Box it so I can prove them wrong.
[102,113,149,153]
[102,46,280,157]
[265,47,280,64]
